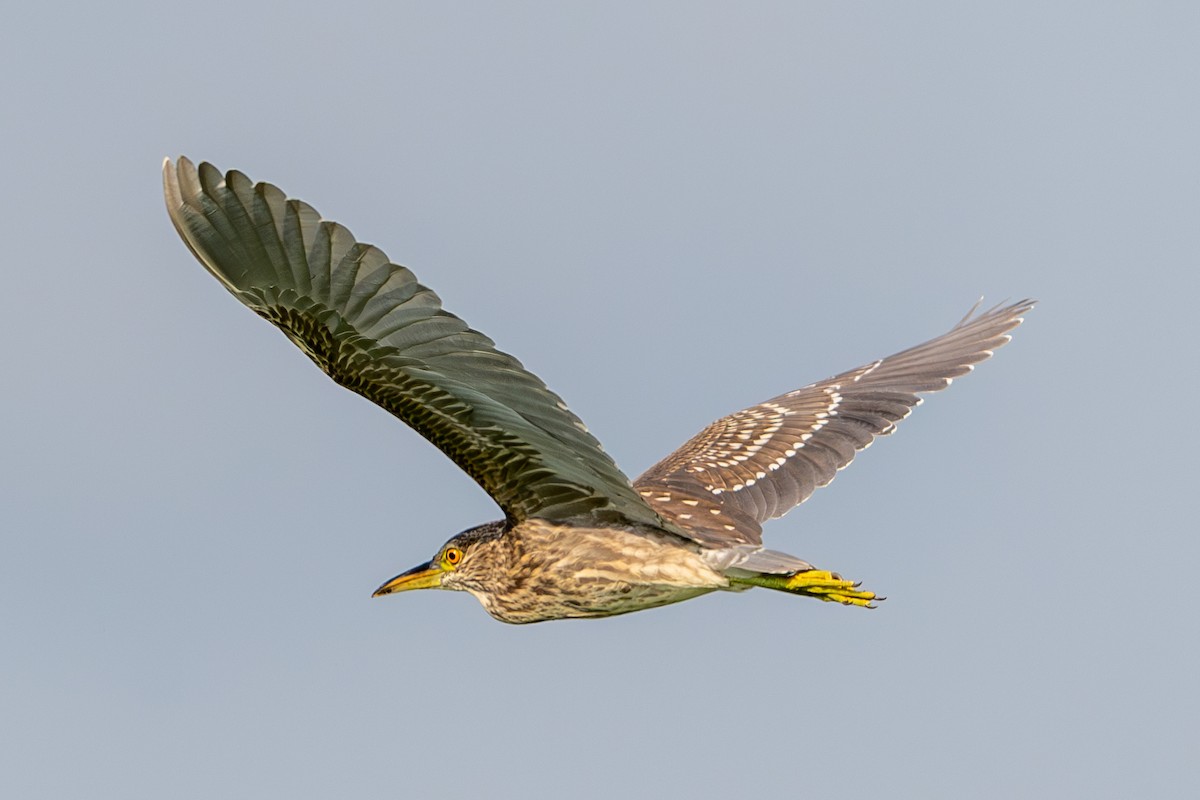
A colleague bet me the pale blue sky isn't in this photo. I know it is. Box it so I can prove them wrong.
[3,3,1197,798]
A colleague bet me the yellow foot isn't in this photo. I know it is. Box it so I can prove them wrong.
[784,569,882,608]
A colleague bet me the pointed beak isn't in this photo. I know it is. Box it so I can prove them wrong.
[372,561,443,597]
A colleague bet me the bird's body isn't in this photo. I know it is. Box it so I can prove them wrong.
[163,157,1033,624]
[437,520,724,623]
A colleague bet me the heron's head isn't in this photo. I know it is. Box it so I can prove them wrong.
[371,520,506,597]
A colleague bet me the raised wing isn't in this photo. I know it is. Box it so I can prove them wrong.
[634,299,1034,546]
[164,157,664,528]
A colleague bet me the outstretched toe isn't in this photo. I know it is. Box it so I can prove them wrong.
[784,569,882,608]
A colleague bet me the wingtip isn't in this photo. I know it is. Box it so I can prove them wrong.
[162,154,194,170]
[162,157,179,206]
[162,155,199,177]
[959,296,1038,329]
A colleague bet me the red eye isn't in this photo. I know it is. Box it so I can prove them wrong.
[444,548,462,566]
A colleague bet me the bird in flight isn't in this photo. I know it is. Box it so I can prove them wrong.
[164,157,1033,624]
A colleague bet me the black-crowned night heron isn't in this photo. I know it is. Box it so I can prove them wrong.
[164,157,1033,624]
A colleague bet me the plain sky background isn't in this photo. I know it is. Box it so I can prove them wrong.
[3,2,1197,798]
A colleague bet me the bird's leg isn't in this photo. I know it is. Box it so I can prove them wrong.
[782,569,880,607]
[731,569,881,608]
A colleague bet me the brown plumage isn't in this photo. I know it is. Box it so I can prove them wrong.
[164,156,1033,624]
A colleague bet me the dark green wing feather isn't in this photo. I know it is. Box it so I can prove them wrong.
[163,157,664,528]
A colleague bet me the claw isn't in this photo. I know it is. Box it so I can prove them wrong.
[783,569,882,608]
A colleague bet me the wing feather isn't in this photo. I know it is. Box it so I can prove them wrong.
[164,157,663,529]
[635,300,1033,544]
